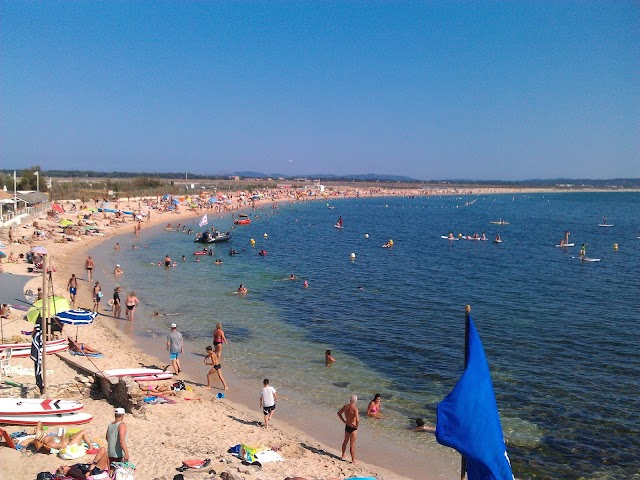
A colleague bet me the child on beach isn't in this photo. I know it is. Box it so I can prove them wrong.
[204,346,228,391]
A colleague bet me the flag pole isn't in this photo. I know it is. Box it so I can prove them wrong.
[461,304,471,480]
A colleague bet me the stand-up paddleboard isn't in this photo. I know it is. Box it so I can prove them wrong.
[0,399,83,416]
[0,411,92,426]
[334,224,344,229]
[440,236,459,241]
[493,239,502,243]
[574,256,601,262]
[0,338,66,352]
[555,243,575,247]
[97,368,168,378]
[490,221,510,225]
[598,224,614,227]
[8,341,68,358]
[133,373,174,382]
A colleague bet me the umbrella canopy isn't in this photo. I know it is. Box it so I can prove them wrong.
[31,246,48,255]
[55,309,97,325]
[59,219,75,227]
[27,296,71,323]
[0,251,6,258]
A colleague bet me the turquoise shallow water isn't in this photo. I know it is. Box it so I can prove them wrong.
[96,192,639,479]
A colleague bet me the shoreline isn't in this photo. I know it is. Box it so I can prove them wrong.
[3,186,629,479]
[1,189,458,480]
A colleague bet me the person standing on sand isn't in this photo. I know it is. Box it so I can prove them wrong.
[67,274,78,307]
[213,323,229,358]
[106,407,129,464]
[204,346,228,391]
[337,394,359,464]
[259,378,277,429]
[85,256,95,283]
[125,292,139,321]
[113,287,122,318]
[166,323,183,374]
[92,281,102,312]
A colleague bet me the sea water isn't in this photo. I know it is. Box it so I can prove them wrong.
[94,192,640,479]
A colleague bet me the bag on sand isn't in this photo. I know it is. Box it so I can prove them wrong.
[112,462,135,480]
[36,473,54,480]
[172,380,186,391]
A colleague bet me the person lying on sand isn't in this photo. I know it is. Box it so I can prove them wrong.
[56,447,110,478]
[68,337,101,355]
[27,422,95,453]
[138,383,174,395]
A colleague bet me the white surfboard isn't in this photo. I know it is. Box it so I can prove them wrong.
[555,243,575,247]
[97,368,168,378]
[0,398,83,416]
[10,342,69,358]
[598,224,614,227]
[575,257,601,262]
[440,236,459,240]
[0,411,93,426]
[0,338,67,351]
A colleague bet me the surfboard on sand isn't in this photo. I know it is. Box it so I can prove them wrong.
[0,411,93,426]
[0,399,83,416]
[97,368,168,378]
[133,373,174,382]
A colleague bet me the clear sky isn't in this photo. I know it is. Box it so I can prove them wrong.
[1,1,638,181]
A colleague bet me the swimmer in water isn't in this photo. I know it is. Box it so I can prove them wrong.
[303,280,309,288]
[181,255,186,261]
[414,418,435,432]
[237,284,248,295]
[325,349,336,366]
[289,274,296,280]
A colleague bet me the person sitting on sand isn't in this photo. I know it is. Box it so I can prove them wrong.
[367,393,383,418]
[0,304,11,319]
[27,422,95,453]
[325,349,336,366]
[414,418,436,432]
[56,447,110,478]
[68,337,101,355]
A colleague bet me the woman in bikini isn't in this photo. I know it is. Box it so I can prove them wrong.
[204,346,228,390]
[27,421,95,453]
[367,393,383,418]
[68,337,101,355]
[212,323,229,358]
[125,291,139,322]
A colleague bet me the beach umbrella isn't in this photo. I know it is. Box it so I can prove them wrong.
[31,246,48,255]
[27,296,70,323]
[59,219,75,227]
[55,309,97,326]
[56,309,98,341]
[0,251,6,258]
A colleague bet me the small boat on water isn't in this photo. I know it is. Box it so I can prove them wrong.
[234,214,251,225]
[194,230,233,243]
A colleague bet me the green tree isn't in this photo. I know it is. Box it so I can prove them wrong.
[17,165,43,190]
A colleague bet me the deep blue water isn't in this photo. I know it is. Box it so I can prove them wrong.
[102,192,640,479]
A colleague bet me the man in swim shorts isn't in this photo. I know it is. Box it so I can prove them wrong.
[337,394,359,464]
[85,256,95,283]
[166,323,183,375]
[67,274,78,307]
[259,378,278,429]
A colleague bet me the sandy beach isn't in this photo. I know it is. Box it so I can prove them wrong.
[0,188,469,480]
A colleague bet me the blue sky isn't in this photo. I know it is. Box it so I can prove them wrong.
[1,1,638,180]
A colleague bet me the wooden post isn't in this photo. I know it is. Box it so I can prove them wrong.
[40,255,48,393]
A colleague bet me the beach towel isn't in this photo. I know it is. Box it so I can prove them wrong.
[70,351,103,358]
[58,443,87,459]
[254,449,284,463]
[240,444,267,463]
[176,458,211,471]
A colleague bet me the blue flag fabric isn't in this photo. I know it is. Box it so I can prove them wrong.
[436,314,514,480]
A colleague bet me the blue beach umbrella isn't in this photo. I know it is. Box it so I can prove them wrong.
[55,309,98,326]
[55,308,98,342]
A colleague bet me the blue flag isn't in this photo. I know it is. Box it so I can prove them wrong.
[436,314,514,480]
